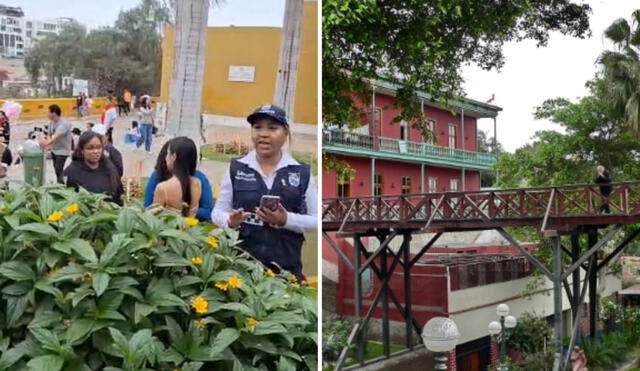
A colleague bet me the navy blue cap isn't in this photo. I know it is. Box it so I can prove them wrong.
[247,104,288,127]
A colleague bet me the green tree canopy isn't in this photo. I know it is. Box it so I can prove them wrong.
[25,0,170,97]
[598,9,640,130]
[323,0,592,130]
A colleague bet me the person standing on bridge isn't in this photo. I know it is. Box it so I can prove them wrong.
[212,104,317,282]
[595,165,612,214]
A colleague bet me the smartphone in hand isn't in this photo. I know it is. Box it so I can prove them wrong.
[260,195,281,211]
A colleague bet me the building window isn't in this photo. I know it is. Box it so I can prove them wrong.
[337,175,350,198]
[26,22,32,28]
[427,119,436,144]
[428,177,437,193]
[448,124,457,148]
[400,120,408,141]
[374,174,383,196]
[26,31,31,37]
[401,176,412,194]
[450,179,459,192]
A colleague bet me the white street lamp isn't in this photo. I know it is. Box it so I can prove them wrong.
[496,303,510,317]
[422,317,460,370]
[490,304,517,371]
[488,321,502,336]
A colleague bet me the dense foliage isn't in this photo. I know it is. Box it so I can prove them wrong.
[599,9,640,131]
[0,185,317,370]
[25,0,169,96]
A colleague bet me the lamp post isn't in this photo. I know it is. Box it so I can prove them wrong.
[422,317,461,371]
[488,304,517,371]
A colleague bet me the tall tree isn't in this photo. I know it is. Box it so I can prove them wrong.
[598,9,640,130]
[323,0,592,131]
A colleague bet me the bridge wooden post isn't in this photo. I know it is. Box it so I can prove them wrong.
[354,236,365,365]
[588,228,598,338]
[403,232,414,349]
[551,234,564,371]
[380,241,390,358]
[570,232,581,345]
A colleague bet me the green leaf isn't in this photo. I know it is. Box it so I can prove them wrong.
[26,354,64,371]
[0,346,25,370]
[97,292,123,312]
[153,254,191,267]
[67,239,97,263]
[277,355,297,371]
[66,319,95,345]
[29,328,60,351]
[34,281,64,300]
[265,311,310,326]
[51,241,71,254]
[181,362,204,371]
[6,295,29,328]
[16,223,57,237]
[254,321,288,336]
[2,281,32,296]
[109,276,138,289]
[176,275,203,287]
[134,303,155,324]
[49,264,87,283]
[70,286,94,308]
[0,261,35,281]
[129,329,153,353]
[159,229,196,243]
[216,303,254,317]
[115,208,136,234]
[100,234,130,265]
[108,327,129,356]
[210,328,240,357]
[97,310,126,321]
[29,311,62,329]
[92,272,110,297]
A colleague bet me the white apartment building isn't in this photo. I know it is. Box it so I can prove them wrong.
[0,5,74,58]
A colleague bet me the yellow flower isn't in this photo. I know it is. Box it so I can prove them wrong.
[191,296,209,314]
[191,257,203,265]
[196,318,206,329]
[184,217,199,227]
[228,275,242,289]
[246,317,258,330]
[0,205,6,212]
[207,236,219,249]
[290,275,298,284]
[47,211,64,222]
[215,281,229,291]
[65,203,79,214]
[265,269,276,278]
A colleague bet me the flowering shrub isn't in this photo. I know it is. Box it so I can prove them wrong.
[0,185,317,370]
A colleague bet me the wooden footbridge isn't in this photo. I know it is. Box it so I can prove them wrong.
[323,181,640,370]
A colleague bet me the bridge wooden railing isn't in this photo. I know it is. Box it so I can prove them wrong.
[323,181,640,232]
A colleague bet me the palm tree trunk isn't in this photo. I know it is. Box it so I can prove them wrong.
[274,0,304,124]
[166,0,209,144]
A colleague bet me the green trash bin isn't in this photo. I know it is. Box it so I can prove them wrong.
[23,143,45,187]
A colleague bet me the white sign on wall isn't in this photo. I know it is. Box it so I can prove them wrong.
[228,66,256,82]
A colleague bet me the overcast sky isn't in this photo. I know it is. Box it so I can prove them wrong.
[2,0,286,29]
[463,0,639,152]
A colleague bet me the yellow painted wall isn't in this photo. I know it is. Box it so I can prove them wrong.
[0,97,108,121]
[160,1,317,125]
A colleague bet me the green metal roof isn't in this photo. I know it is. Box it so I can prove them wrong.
[372,78,502,119]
